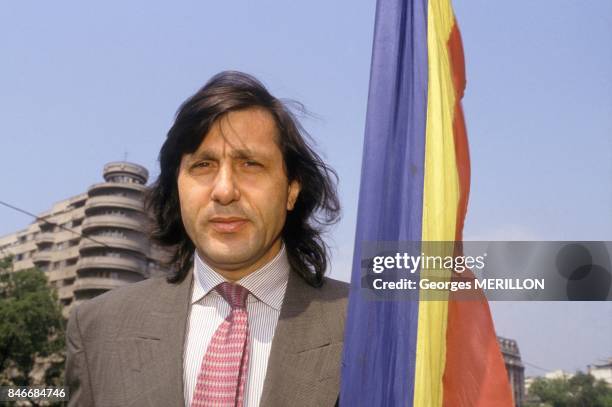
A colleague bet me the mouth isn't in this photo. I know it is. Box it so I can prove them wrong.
[208,217,249,233]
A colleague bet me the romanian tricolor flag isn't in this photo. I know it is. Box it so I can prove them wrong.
[340,0,514,406]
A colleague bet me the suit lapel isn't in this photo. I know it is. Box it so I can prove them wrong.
[259,271,336,406]
[126,269,194,407]
[124,267,341,406]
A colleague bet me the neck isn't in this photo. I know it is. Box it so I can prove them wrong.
[198,240,283,282]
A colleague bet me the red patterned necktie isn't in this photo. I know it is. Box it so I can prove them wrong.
[191,282,250,407]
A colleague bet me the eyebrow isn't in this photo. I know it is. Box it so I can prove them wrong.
[230,149,258,160]
[191,148,264,161]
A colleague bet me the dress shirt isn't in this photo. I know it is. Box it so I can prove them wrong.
[183,245,290,407]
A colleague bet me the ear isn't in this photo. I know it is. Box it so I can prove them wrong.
[286,180,301,211]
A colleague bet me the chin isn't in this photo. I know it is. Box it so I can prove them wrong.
[199,241,256,268]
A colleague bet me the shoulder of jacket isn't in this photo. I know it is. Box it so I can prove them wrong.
[69,276,171,336]
[315,277,349,341]
[317,276,349,302]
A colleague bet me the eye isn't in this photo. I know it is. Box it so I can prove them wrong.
[193,161,211,168]
[244,160,262,167]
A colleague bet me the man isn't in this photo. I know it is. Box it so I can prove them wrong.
[65,71,348,407]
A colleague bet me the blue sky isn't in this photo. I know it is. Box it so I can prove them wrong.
[1,0,610,377]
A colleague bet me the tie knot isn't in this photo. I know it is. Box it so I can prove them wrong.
[216,282,249,309]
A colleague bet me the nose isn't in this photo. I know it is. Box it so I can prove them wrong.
[210,164,240,205]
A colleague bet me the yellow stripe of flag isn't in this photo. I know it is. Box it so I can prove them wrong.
[414,0,460,406]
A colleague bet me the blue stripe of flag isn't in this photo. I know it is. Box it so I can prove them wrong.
[340,1,429,406]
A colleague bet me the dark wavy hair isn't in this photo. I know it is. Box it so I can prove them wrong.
[145,71,340,287]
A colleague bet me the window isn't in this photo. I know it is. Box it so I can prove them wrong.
[40,223,54,233]
[39,243,52,251]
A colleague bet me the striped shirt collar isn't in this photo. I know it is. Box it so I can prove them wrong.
[191,244,290,311]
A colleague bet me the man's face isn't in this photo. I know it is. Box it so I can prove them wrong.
[177,107,300,278]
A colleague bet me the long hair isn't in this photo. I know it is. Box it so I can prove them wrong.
[145,71,340,287]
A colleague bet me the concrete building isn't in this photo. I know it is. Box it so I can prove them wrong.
[588,358,612,387]
[498,336,525,407]
[544,369,573,380]
[0,162,168,317]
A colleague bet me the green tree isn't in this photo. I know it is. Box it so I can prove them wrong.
[527,372,612,407]
[0,255,66,391]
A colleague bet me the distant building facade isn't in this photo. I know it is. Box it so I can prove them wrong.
[544,369,573,380]
[588,358,612,387]
[498,336,525,407]
[0,162,168,317]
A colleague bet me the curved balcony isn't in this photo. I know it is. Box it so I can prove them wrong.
[103,162,149,183]
[84,194,144,215]
[76,255,144,276]
[32,251,53,264]
[47,266,77,283]
[34,233,55,246]
[79,235,147,254]
[81,214,145,234]
[88,182,146,197]
[60,246,80,260]
[57,284,74,300]
[72,277,126,293]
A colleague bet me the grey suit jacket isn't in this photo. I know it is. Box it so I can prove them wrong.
[65,268,348,407]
